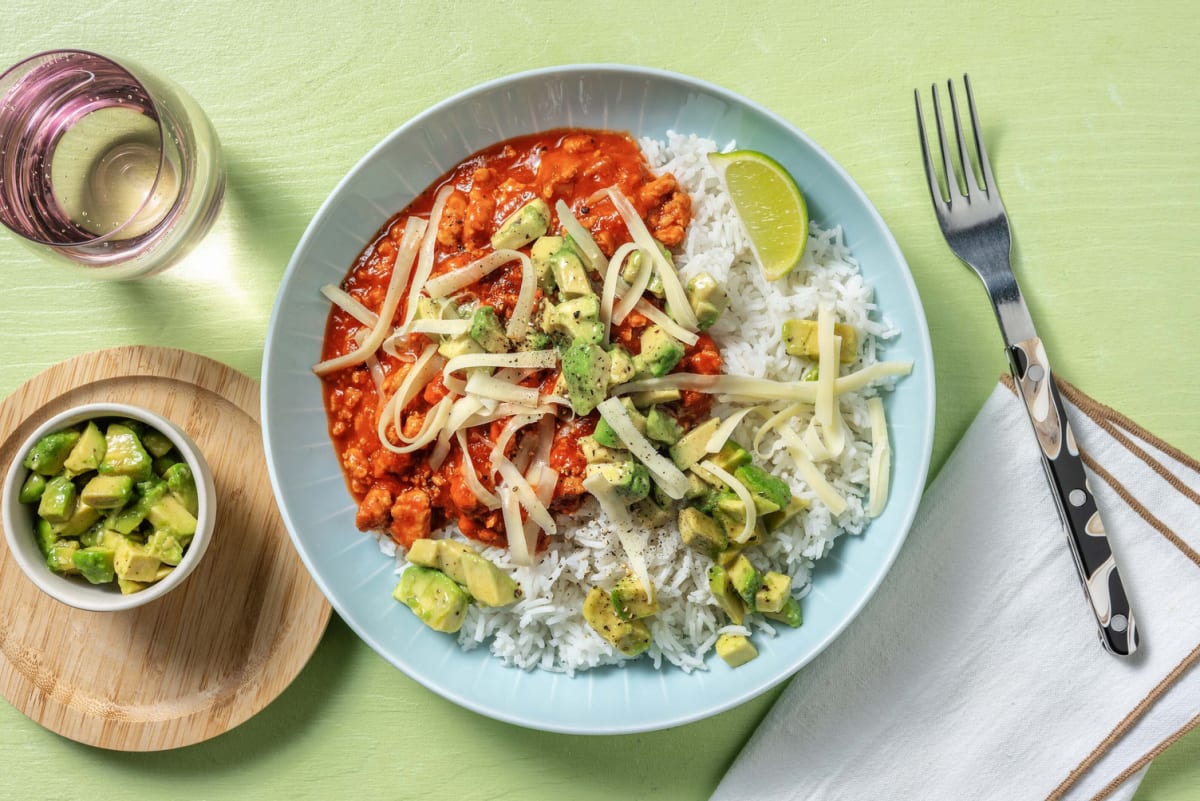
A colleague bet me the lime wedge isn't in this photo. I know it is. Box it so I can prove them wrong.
[708,150,808,281]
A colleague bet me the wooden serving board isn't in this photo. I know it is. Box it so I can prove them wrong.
[0,347,331,751]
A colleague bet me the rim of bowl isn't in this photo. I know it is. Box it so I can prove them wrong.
[2,401,217,612]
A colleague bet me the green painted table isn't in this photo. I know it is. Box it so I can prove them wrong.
[1,2,1196,798]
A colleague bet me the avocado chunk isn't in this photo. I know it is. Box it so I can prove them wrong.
[706,564,746,625]
[668,418,720,470]
[582,586,651,656]
[619,248,665,297]
[107,479,167,535]
[146,494,198,541]
[140,429,174,459]
[632,326,685,378]
[684,470,709,500]
[35,518,59,556]
[18,472,46,504]
[550,249,593,300]
[755,571,792,614]
[530,235,564,291]
[644,406,683,445]
[715,633,758,667]
[763,495,810,532]
[63,422,105,474]
[437,330,485,361]
[560,340,610,415]
[519,330,553,352]
[117,577,149,595]
[24,429,82,476]
[610,575,660,620]
[781,317,858,361]
[764,597,804,628]
[152,453,181,477]
[163,462,199,517]
[114,539,161,582]
[469,305,509,353]
[56,498,103,538]
[678,507,728,559]
[578,435,627,465]
[46,539,80,575]
[407,539,521,607]
[592,398,645,448]
[73,546,116,584]
[585,461,651,503]
[735,464,791,514]
[630,388,682,409]
[547,295,603,345]
[98,423,153,482]
[685,272,729,330]
[80,474,135,510]
[607,345,635,387]
[727,554,763,609]
[632,497,672,527]
[491,198,550,250]
[37,475,77,524]
[147,530,185,566]
[711,439,751,473]
[393,565,470,633]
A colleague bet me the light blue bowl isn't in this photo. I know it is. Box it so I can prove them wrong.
[262,64,935,734]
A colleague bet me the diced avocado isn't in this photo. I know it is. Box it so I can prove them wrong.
[107,479,167,534]
[393,566,470,633]
[755,571,793,614]
[735,464,791,514]
[140,429,174,459]
[79,520,106,547]
[146,494,198,541]
[781,318,858,361]
[764,597,803,628]
[678,507,728,559]
[46,539,80,575]
[491,198,551,250]
[560,340,610,416]
[153,565,175,582]
[37,476,76,524]
[668,418,720,470]
[715,633,758,667]
[429,540,476,583]
[530,235,564,291]
[620,248,665,297]
[763,495,810,532]
[519,330,553,351]
[117,577,148,595]
[645,406,683,445]
[35,518,59,556]
[551,249,593,300]
[437,331,485,361]
[610,575,660,621]
[164,462,199,517]
[711,440,751,472]
[727,554,763,609]
[406,538,442,570]
[712,497,766,548]
[80,475,135,510]
[608,345,635,386]
[469,305,509,353]
[18,472,46,504]
[585,461,651,503]
[630,388,682,408]
[63,422,105,474]
[632,326,685,378]
[690,461,723,488]
[98,423,153,482]
[153,453,182,477]
[460,553,522,607]
[413,296,444,322]
[547,295,603,344]
[582,586,651,656]
[147,530,184,566]
[684,471,709,500]
[578,435,626,465]
[593,397,645,448]
[24,429,82,476]
[73,546,116,584]
[685,272,729,330]
[114,539,161,582]
[56,498,103,538]
[706,564,746,625]
[632,497,672,527]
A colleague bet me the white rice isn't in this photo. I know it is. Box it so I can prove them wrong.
[384,131,898,674]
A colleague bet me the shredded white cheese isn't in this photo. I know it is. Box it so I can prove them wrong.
[596,398,690,500]
[554,199,607,272]
[582,472,654,603]
[400,184,453,330]
[699,459,757,544]
[867,396,891,518]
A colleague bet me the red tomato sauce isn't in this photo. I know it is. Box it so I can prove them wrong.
[320,129,720,551]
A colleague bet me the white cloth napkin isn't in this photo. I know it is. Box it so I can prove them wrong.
[712,379,1200,801]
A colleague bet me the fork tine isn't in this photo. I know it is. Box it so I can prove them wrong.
[963,74,997,197]
[929,83,963,203]
[946,78,981,196]
[913,89,948,214]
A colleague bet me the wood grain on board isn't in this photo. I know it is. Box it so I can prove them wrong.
[0,346,330,750]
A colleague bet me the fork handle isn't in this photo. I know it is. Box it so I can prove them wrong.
[1008,337,1138,656]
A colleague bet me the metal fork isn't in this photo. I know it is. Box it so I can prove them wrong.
[915,75,1138,656]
